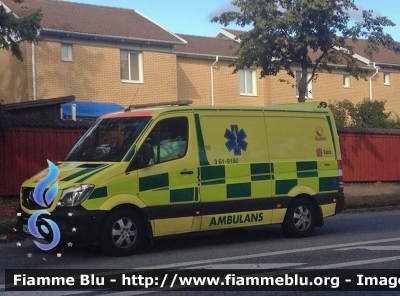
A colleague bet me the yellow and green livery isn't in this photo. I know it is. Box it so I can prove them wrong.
[18,101,344,256]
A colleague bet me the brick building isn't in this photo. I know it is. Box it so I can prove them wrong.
[177,30,400,112]
[1,0,400,115]
[0,0,186,106]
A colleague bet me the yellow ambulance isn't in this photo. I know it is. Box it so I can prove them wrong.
[18,101,344,256]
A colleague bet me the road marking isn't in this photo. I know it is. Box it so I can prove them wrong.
[2,237,400,295]
[303,255,400,269]
[337,246,400,251]
[187,263,306,269]
[142,236,400,269]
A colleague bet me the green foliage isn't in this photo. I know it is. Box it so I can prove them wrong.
[345,195,400,209]
[329,99,400,128]
[328,99,358,127]
[0,5,42,61]
[357,99,390,128]
[211,0,400,102]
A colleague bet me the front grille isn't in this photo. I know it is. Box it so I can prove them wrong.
[21,187,54,210]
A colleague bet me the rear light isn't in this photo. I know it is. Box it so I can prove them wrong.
[338,160,344,192]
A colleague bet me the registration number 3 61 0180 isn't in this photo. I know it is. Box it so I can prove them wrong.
[213,158,239,165]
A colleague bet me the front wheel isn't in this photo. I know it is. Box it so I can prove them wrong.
[101,210,144,256]
[282,198,316,238]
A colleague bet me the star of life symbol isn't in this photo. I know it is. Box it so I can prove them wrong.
[224,125,248,156]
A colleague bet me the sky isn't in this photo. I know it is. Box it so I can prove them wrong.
[62,0,400,41]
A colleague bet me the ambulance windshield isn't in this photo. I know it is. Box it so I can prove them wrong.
[64,116,151,162]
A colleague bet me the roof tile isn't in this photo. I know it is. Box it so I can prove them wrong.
[1,0,185,44]
[175,34,238,58]
[221,29,400,66]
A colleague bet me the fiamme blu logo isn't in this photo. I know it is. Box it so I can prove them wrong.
[27,160,61,251]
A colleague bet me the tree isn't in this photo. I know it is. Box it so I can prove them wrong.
[357,99,391,128]
[328,99,358,127]
[329,98,400,128]
[0,4,42,61]
[212,0,400,102]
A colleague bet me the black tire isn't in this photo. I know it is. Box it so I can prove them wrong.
[101,209,144,256]
[282,198,316,238]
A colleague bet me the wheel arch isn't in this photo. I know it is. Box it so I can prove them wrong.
[103,203,154,242]
[285,193,324,227]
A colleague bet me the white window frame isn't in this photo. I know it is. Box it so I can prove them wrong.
[384,72,391,85]
[61,44,73,62]
[296,72,313,99]
[120,50,143,83]
[343,74,350,88]
[239,68,257,96]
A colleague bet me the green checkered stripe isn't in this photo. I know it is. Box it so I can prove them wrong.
[138,172,198,204]
[132,160,339,204]
[200,160,339,199]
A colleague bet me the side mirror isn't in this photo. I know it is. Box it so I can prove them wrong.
[126,142,155,172]
[135,142,155,169]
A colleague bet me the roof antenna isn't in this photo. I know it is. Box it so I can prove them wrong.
[125,89,139,112]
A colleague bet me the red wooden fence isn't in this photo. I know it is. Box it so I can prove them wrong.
[339,128,400,182]
[1,125,400,196]
[0,127,86,196]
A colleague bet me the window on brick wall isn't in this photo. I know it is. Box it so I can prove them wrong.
[61,44,73,61]
[343,74,350,88]
[120,50,143,83]
[239,68,257,96]
[384,72,391,85]
[296,72,313,99]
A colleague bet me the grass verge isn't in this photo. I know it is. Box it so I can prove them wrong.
[344,194,400,210]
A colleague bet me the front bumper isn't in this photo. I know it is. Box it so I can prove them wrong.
[16,205,107,243]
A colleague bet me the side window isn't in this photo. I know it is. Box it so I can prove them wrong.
[239,68,257,96]
[147,117,188,164]
[343,74,350,88]
[120,50,143,83]
[384,72,391,85]
[61,44,73,61]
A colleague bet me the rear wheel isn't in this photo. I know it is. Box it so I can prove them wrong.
[282,198,316,238]
[101,209,144,256]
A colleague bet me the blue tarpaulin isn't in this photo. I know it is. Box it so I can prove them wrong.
[61,101,125,119]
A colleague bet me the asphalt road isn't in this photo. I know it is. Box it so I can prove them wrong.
[1,209,400,295]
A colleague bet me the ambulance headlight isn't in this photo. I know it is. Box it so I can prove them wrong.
[58,185,94,207]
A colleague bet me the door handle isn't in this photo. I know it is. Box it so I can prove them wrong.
[180,170,194,175]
